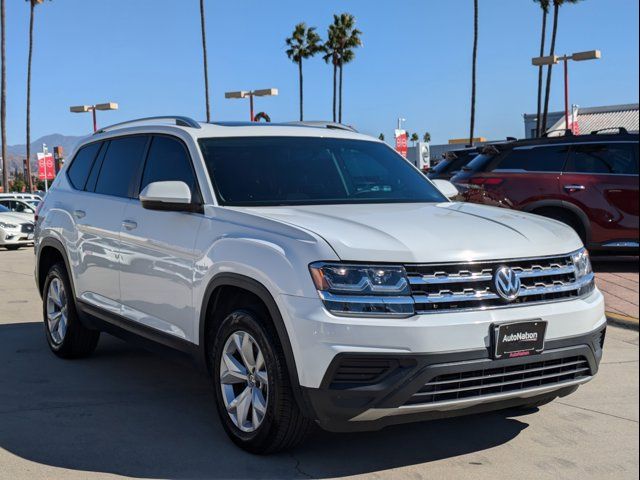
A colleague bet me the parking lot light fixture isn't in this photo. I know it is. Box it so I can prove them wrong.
[224,88,278,121]
[531,50,601,134]
[70,102,119,133]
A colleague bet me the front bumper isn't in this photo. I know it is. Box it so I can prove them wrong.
[278,289,606,431]
[301,326,605,432]
[0,228,34,246]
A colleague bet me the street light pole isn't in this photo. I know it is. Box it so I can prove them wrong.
[225,89,278,121]
[532,50,600,134]
[70,102,118,132]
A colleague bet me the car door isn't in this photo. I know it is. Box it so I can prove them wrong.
[70,135,149,315]
[118,135,204,342]
[560,142,639,246]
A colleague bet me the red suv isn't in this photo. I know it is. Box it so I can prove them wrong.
[451,130,639,254]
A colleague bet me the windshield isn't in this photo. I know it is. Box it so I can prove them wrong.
[199,137,446,206]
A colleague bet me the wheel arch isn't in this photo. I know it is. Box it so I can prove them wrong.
[522,200,592,245]
[198,272,311,416]
[37,237,75,298]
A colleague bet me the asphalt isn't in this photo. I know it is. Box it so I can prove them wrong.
[0,248,638,480]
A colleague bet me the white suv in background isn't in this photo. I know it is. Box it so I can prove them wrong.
[35,117,606,453]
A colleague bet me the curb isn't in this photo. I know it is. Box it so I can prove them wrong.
[606,312,639,331]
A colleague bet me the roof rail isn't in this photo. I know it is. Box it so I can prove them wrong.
[542,128,574,138]
[94,116,201,134]
[285,121,358,133]
[589,127,629,135]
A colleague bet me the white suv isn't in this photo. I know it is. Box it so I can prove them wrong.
[34,117,606,453]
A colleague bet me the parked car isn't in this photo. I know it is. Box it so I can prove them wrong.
[452,130,639,254]
[0,205,35,250]
[0,192,42,202]
[0,198,36,222]
[427,147,479,180]
[35,117,605,453]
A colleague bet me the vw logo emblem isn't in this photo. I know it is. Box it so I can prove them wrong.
[494,266,521,301]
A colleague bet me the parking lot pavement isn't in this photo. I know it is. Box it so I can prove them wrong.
[0,248,638,480]
[592,256,639,321]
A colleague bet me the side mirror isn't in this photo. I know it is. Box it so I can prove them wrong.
[139,181,201,212]
[431,179,459,200]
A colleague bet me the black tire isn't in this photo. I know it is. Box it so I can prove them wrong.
[42,262,100,358]
[209,309,313,454]
[4,245,21,251]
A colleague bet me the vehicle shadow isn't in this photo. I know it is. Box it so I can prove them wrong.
[0,322,529,479]
[591,255,639,274]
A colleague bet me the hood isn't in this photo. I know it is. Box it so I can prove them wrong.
[234,202,583,263]
[0,212,32,225]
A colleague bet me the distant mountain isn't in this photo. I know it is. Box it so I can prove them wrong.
[7,134,84,157]
[4,134,84,175]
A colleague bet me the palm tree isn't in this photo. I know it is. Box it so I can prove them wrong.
[534,0,550,137]
[410,133,419,145]
[25,0,46,193]
[199,0,211,122]
[322,24,340,122]
[332,13,362,124]
[541,0,582,134]
[1,0,7,193]
[423,132,431,143]
[286,23,322,121]
[469,0,479,146]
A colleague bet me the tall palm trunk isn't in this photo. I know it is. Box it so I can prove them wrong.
[199,0,211,122]
[469,0,478,145]
[332,58,337,122]
[542,4,559,134]
[25,2,35,193]
[535,7,548,137]
[338,64,343,123]
[0,0,7,193]
[298,60,303,121]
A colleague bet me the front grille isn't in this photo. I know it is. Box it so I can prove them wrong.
[404,356,591,406]
[405,254,593,313]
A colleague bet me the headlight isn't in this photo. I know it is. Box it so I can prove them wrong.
[571,248,593,279]
[0,221,18,229]
[309,263,414,317]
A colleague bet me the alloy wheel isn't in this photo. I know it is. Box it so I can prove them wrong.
[46,277,68,345]
[219,330,269,433]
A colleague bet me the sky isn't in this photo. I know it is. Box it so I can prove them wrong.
[2,0,639,146]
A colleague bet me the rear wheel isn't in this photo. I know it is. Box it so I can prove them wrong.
[43,262,100,358]
[209,309,312,454]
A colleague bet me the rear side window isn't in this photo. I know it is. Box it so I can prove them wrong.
[140,136,199,199]
[495,146,568,172]
[67,142,102,190]
[94,136,148,198]
[565,143,639,175]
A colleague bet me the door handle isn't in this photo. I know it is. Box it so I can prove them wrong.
[564,184,585,193]
[73,209,86,219]
[122,220,138,231]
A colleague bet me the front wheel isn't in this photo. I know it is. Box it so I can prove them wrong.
[210,309,312,454]
[4,245,22,251]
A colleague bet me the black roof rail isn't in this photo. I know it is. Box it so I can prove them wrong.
[95,116,201,134]
[589,127,629,135]
[506,136,517,141]
[542,128,574,138]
